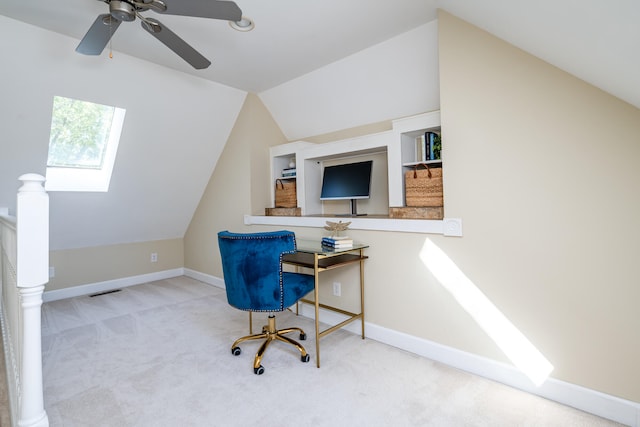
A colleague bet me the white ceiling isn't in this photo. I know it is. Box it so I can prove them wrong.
[1,0,639,108]
[0,0,437,93]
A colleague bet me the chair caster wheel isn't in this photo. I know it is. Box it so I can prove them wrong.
[254,365,265,375]
[231,347,241,356]
[299,333,307,341]
[301,354,310,363]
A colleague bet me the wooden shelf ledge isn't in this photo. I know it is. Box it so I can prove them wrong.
[244,214,462,236]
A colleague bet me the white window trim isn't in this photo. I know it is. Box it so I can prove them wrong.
[45,106,126,192]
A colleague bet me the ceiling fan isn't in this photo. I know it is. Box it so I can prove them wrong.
[76,0,243,69]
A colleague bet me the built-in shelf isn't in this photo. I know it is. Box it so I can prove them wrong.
[260,111,463,236]
[402,160,443,168]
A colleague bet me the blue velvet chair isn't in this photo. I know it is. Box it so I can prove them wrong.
[218,230,315,374]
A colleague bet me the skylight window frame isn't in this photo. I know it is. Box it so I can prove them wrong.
[45,98,126,192]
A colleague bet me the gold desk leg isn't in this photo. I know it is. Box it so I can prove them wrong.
[314,253,321,368]
[360,248,365,339]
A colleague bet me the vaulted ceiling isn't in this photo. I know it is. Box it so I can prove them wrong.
[1,0,639,108]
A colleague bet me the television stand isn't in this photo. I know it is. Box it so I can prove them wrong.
[335,213,368,217]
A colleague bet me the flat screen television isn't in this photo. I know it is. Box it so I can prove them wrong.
[320,160,373,216]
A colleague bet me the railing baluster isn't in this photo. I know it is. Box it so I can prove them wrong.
[0,173,49,427]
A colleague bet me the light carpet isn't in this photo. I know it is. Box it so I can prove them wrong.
[41,276,622,426]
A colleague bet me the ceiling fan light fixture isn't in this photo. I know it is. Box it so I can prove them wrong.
[229,16,254,32]
[110,0,136,22]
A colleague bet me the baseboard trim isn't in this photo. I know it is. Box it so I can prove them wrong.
[294,296,639,426]
[42,268,185,302]
[183,268,225,289]
[365,320,639,427]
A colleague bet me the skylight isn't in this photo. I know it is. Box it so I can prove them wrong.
[45,96,126,192]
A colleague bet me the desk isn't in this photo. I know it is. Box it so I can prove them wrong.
[282,240,368,367]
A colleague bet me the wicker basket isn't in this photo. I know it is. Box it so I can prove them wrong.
[389,206,443,219]
[404,164,443,207]
[265,207,301,216]
[274,179,297,208]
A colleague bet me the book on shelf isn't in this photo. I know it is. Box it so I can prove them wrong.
[425,131,441,161]
[416,134,427,162]
[417,131,441,162]
[281,167,296,177]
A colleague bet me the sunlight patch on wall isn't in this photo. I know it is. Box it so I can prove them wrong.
[420,239,553,386]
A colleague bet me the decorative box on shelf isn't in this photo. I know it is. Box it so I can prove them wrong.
[265,207,301,216]
[389,206,444,220]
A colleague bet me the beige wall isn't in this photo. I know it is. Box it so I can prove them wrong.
[184,94,287,275]
[48,238,183,291]
[438,11,640,401]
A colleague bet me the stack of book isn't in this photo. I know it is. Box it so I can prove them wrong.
[281,167,296,177]
[321,236,353,249]
[416,131,441,161]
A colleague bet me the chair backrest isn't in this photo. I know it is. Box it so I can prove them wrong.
[217,230,296,312]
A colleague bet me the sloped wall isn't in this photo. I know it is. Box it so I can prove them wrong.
[1,16,246,291]
[438,10,640,402]
[184,94,287,274]
[0,16,246,251]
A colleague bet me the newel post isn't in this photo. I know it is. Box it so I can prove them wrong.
[16,173,49,427]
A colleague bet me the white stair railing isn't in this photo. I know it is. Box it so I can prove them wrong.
[0,174,49,427]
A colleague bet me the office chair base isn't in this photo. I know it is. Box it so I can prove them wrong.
[231,315,310,374]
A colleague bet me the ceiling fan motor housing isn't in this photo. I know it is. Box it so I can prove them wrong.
[109,0,137,21]
[79,0,243,69]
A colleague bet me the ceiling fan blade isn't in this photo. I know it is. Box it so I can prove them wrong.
[76,14,121,55]
[141,18,211,69]
[157,0,242,21]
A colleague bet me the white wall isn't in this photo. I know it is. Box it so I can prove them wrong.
[259,21,439,141]
[0,16,246,250]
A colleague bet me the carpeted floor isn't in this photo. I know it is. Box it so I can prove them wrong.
[39,276,622,426]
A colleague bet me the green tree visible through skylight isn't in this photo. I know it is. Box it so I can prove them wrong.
[47,96,115,169]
